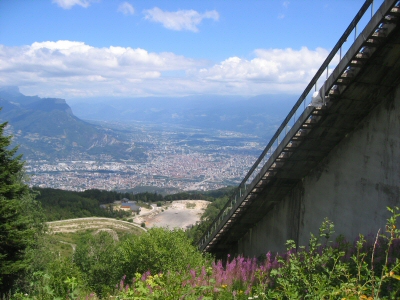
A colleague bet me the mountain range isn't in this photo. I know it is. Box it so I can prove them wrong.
[0,86,298,162]
[68,94,297,139]
[0,86,146,161]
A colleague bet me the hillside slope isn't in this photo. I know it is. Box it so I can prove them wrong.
[0,86,147,161]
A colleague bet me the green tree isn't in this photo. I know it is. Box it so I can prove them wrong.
[74,232,120,297]
[0,118,44,295]
[118,227,208,279]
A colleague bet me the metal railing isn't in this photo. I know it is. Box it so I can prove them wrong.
[198,0,397,251]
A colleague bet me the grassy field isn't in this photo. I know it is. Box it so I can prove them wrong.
[46,217,145,257]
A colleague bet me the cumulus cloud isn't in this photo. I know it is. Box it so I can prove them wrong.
[0,41,333,98]
[199,47,330,81]
[0,41,201,97]
[197,47,335,94]
[52,0,98,9]
[118,2,135,15]
[143,7,219,32]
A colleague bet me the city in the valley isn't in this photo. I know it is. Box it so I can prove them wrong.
[25,122,264,192]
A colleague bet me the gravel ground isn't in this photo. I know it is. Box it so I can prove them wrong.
[137,200,209,230]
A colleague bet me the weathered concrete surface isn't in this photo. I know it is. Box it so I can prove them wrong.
[238,84,400,257]
[299,84,400,246]
[237,187,302,256]
[201,0,400,257]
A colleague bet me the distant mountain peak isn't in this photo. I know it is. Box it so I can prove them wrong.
[0,86,22,97]
[26,98,73,114]
[0,87,146,161]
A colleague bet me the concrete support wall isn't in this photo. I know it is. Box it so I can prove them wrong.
[237,187,302,257]
[238,84,400,257]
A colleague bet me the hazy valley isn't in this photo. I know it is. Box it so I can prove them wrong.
[0,86,296,192]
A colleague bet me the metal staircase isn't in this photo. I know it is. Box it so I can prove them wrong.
[198,0,400,254]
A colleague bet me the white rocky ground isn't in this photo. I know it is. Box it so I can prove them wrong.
[134,200,209,230]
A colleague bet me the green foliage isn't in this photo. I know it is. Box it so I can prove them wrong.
[160,187,234,202]
[115,271,239,300]
[26,258,86,300]
[13,271,90,300]
[34,187,131,221]
[0,118,45,295]
[80,189,134,203]
[133,191,164,203]
[266,218,348,299]
[118,228,209,277]
[73,232,120,297]
[186,202,196,209]
[8,206,400,299]
[0,122,28,199]
[33,187,229,222]
[262,209,400,299]
[118,209,400,300]
[70,228,209,297]
[186,196,230,243]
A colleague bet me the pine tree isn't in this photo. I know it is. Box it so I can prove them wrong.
[0,121,28,199]
[0,118,44,295]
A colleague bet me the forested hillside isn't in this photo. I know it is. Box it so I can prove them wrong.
[0,86,147,161]
[33,188,130,220]
[33,187,234,222]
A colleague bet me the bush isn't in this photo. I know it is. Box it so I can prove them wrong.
[115,208,400,300]
[73,232,120,297]
[118,228,209,278]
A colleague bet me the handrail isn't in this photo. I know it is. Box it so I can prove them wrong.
[198,0,388,250]
[239,0,374,187]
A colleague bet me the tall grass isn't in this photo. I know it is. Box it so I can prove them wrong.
[13,207,400,299]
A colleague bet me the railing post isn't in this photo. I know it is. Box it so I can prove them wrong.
[371,0,374,18]
[354,24,357,41]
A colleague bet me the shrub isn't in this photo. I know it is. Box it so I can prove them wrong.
[115,207,400,300]
[118,228,209,278]
[74,232,120,297]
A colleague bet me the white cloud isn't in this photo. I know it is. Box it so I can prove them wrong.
[0,41,334,98]
[0,41,201,98]
[283,1,290,9]
[52,0,98,9]
[199,47,329,83]
[118,2,135,15]
[197,47,335,94]
[143,7,219,32]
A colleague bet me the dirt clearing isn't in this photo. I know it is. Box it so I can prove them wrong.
[135,200,209,230]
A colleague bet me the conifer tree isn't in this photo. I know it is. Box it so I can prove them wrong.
[0,117,44,295]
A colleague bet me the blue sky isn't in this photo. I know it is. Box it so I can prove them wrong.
[0,0,382,99]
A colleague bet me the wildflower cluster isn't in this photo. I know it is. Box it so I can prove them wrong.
[12,207,400,299]
[114,208,400,300]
